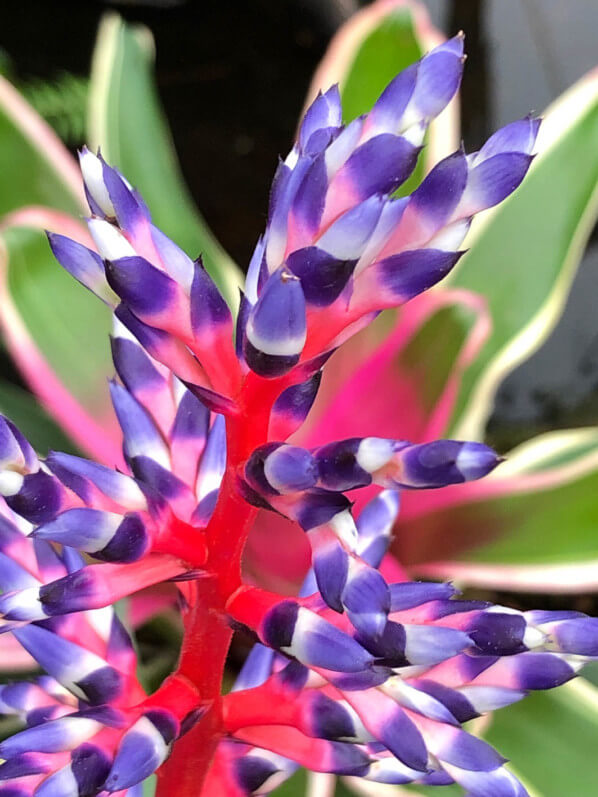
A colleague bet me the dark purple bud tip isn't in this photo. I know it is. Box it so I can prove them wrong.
[271,371,322,424]
[286,247,356,307]
[99,513,150,564]
[468,611,527,656]
[378,248,463,303]
[402,439,501,487]
[6,471,63,525]
[34,508,149,565]
[315,439,371,491]
[0,753,48,781]
[356,620,408,668]
[179,706,207,737]
[378,708,428,772]
[276,659,309,691]
[326,741,371,776]
[190,258,232,334]
[77,665,123,706]
[515,653,574,690]
[313,539,349,613]
[235,755,279,794]
[105,255,175,316]
[295,490,351,532]
[71,744,112,796]
[342,567,390,639]
[262,600,299,650]
[144,709,179,745]
[243,341,301,378]
[553,617,598,656]
[245,443,283,495]
[39,568,98,615]
[105,711,177,791]
[308,692,357,741]
[244,267,306,378]
[26,706,62,728]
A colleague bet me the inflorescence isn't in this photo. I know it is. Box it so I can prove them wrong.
[0,34,595,797]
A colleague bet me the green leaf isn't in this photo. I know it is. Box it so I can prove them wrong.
[0,75,83,216]
[0,76,115,459]
[2,226,112,417]
[305,1,459,206]
[484,679,598,796]
[341,8,421,123]
[0,381,78,455]
[399,429,598,591]
[338,7,426,197]
[305,291,489,449]
[335,780,357,797]
[581,661,598,688]
[448,68,598,441]
[457,462,598,566]
[273,770,352,796]
[88,12,243,310]
[400,679,598,796]
[392,300,479,423]
[495,427,598,475]
[274,768,307,795]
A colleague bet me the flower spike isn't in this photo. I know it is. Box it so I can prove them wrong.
[0,29,591,797]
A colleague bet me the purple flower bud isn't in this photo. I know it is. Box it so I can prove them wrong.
[244,267,307,377]
[299,85,342,155]
[190,258,232,338]
[33,508,149,564]
[46,232,117,305]
[262,445,318,494]
[395,439,501,488]
[105,711,178,791]
[262,600,374,672]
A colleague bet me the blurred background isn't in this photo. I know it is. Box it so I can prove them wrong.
[2,0,598,452]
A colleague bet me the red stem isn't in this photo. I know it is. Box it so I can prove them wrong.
[156,374,285,796]
[156,575,232,795]
[222,683,299,733]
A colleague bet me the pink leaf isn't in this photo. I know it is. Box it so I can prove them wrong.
[302,0,460,170]
[394,447,598,581]
[0,209,123,465]
[301,289,491,447]
[0,75,85,207]
[416,560,598,594]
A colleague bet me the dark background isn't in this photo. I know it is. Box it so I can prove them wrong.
[2,0,598,449]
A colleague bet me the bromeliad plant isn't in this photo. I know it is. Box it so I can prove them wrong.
[1,29,598,797]
[248,0,598,599]
[4,2,598,608]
